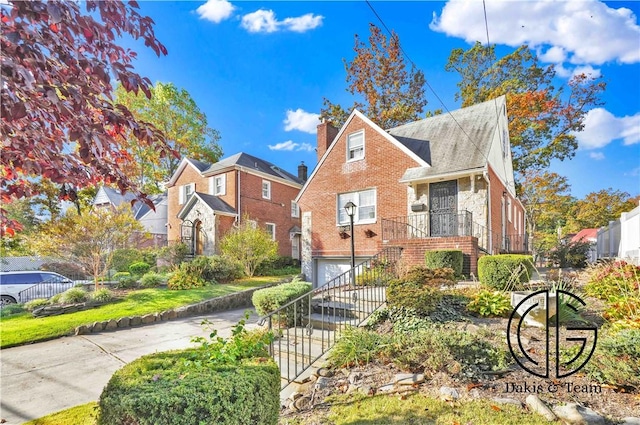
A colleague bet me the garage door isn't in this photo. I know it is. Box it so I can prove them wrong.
[315,259,350,287]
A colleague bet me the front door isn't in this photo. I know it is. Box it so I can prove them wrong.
[429,180,458,236]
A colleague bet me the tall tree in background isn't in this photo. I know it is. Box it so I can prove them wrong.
[566,189,636,232]
[519,170,574,258]
[445,42,605,174]
[321,24,427,129]
[1,0,176,235]
[115,82,222,193]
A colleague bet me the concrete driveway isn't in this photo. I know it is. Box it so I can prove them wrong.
[0,307,259,425]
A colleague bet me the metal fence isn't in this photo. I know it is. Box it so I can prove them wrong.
[18,280,76,303]
[381,211,473,241]
[258,246,403,388]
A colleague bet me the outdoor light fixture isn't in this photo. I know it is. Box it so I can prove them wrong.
[344,201,357,286]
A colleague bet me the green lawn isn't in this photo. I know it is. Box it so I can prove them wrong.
[0,276,284,349]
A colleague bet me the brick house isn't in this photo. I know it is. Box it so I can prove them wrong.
[296,96,527,286]
[166,152,306,259]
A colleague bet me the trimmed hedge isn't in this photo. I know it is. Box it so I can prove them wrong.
[477,254,534,290]
[252,280,312,326]
[98,350,280,425]
[424,250,463,278]
[129,261,151,276]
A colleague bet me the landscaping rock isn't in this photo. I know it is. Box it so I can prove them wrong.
[316,367,334,377]
[104,319,118,331]
[129,316,142,326]
[552,403,605,425]
[347,371,362,385]
[75,325,90,335]
[377,384,395,393]
[315,377,330,390]
[439,386,460,401]
[293,395,312,411]
[117,317,130,328]
[622,418,640,425]
[91,321,105,332]
[394,373,425,386]
[525,395,556,421]
[141,314,156,324]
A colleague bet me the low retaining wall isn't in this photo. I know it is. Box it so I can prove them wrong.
[73,279,295,336]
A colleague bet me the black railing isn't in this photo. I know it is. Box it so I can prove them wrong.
[18,280,76,303]
[382,211,473,241]
[258,246,403,389]
[472,223,530,254]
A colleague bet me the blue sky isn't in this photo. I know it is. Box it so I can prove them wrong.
[127,0,640,200]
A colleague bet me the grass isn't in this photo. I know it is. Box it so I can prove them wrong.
[22,403,99,425]
[0,276,285,348]
[23,394,550,425]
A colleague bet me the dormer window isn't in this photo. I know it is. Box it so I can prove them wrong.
[347,130,364,162]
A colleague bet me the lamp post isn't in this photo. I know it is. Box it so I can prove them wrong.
[344,201,357,286]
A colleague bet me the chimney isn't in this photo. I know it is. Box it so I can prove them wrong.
[298,161,308,182]
[316,119,339,162]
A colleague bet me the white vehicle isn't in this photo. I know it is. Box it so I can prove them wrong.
[0,271,74,307]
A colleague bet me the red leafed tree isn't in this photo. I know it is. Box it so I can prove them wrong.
[1,0,177,235]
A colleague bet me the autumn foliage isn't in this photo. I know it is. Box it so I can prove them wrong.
[1,0,177,235]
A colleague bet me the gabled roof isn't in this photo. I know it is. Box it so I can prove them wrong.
[205,152,304,185]
[177,192,237,220]
[93,186,136,207]
[571,228,598,243]
[167,157,216,187]
[134,193,167,220]
[390,96,505,181]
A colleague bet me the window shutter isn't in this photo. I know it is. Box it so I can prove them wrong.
[179,185,184,205]
[220,174,226,196]
[209,177,214,195]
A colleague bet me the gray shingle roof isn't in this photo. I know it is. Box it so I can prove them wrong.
[205,152,304,185]
[194,192,237,215]
[388,96,505,180]
[186,158,211,173]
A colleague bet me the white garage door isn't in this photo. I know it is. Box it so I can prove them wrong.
[315,259,350,287]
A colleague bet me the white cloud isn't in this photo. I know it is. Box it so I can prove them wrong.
[282,13,324,33]
[284,109,320,133]
[268,140,315,152]
[589,152,605,160]
[196,0,235,23]
[241,9,323,33]
[241,9,279,33]
[575,108,640,149]
[431,0,640,66]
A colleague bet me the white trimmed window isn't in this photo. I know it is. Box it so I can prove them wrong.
[178,183,195,205]
[347,130,364,161]
[262,180,271,199]
[291,201,299,218]
[210,174,226,196]
[265,223,276,240]
[337,189,376,225]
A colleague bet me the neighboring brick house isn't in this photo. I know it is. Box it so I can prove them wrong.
[93,186,168,248]
[166,153,306,259]
[296,96,527,286]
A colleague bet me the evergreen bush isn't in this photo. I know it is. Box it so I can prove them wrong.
[252,279,312,325]
[477,254,534,291]
[424,250,463,278]
[129,261,151,276]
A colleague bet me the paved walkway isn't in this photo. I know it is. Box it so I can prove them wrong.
[0,307,259,425]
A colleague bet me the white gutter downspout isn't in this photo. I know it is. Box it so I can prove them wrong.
[237,169,241,224]
[483,170,492,253]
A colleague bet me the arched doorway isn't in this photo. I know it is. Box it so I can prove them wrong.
[194,220,204,255]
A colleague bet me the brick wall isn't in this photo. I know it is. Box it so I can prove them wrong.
[382,236,479,276]
[487,165,526,253]
[238,171,301,257]
[299,115,422,260]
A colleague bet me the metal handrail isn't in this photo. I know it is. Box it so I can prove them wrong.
[258,246,403,389]
[381,211,473,241]
[18,280,75,303]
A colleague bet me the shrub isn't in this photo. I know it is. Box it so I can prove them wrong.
[99,313,280,425]
[112,271,130,281]
[114,274,138,289]
[477,254,534,290]
[547,239,592,269]
[584,260,640,301]
[40,262,88,279]
[255,256,299,276]
[139,272,165,288]
[128,261,151,276]
[24,298,50,311]
[252,279,312,325]
[59,287,88,304]
[209,255,244,282]
[582,329,640,390]
[111,248,145,272]
[467,290,511,317]
[91,288,114,303]
[0,303,25,317]
[328,326,392,368]
[386,266,455,316]
[220,219,278,277]
[167,266,207,290]
[98,352,280,425]
[156,243,189,270]
[425,250,463,278]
